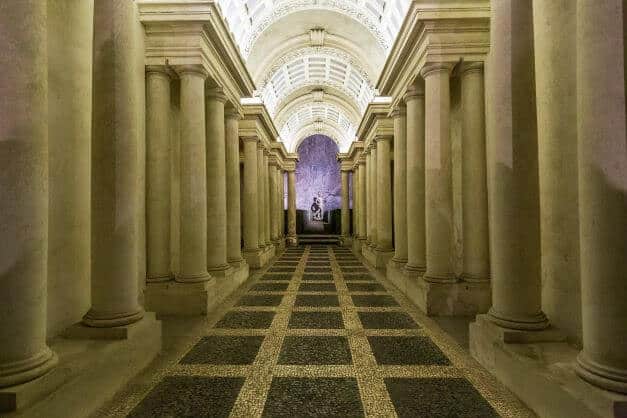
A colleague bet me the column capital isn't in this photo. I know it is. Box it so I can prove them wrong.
[357,157,367,166]
[375,134,393,143]
[420,62,455,78]
[241,136,258,144]
[404,82,425,102]
[390,105,407,119]
[225,107,243,120]
[206,87,228,103]
[174,64,209,79]
[146,65,174,80]
[460,61,484,75]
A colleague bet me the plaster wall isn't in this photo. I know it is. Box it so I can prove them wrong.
[46,0,93,337]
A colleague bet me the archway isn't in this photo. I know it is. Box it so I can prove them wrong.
[295,135,341,234]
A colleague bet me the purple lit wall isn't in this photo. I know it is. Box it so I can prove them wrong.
[296,135,341,212]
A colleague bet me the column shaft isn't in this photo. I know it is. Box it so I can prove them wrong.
[405,84,426,273]
[257,146,266,248]
[205,90,229,273]
[287,170,297,244]
[575,0,627,394]
[487,0,547,330]
[376,138,393,251]
[146,68,171,282]
[270,164,279,242]
[242,139,259,251]
[358,162,367,239]
[0,0,57,387]
[225,110,244,263]
[422,63,455,282]
[174,67,211,283]
[461,64,489,282]
[392,107,408,263]
[366,152,373,244]
[352,169,358,237]
[263,152,271,246]
[86,0,146,325]
[371,147,378,246]
[341,170,350,238]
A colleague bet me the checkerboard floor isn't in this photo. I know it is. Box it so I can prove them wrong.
[99,246,534,418]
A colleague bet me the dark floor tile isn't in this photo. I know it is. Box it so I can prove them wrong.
[303,273,334,281]
[343,273,376,281]
[307,261,331,266]
[337,261,363,266]
[215,311,276,329]
[288,311,344,329]
[260,273,293,281]
[278,336,352,365]
[305,266,332,273]
[368,336,450,365]
[128,376,244,418]
[251,282,290,292]
[180,336,264,365]
[295,294,340,307]
[299,282,337,292]
[357,311,419,329]
[385,378,498,418]
[341,267,369,273]
[351,295,398,307]
[262,377,364,417]
[269,266,297,273]
[275,261,299,266]
[236,294,283,306]
[308,257,330,261]
[346,282,386,292]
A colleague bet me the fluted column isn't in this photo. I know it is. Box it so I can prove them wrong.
[263,151,272,247]
[269,162,279,242]
[146,67,172,283]
[487,0,547,330]
[287,169,297,245]
[405,83,426,275]
[242,138,259,252]
[174,66,211,284]
[461,63,489,282]
[421,63,455,283]
[575,0,627,394]
[391,106,408,265]
[376,137,393,251]
[85,0,147,327]
[341,169,350,239]
[257,145,266,248]
[225,109,244,264]
[358,160,367,240]
[205,89,229,275]
[0,0,57,387]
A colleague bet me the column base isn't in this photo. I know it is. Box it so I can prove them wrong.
[82,307,145,328]
[286,234,298,246]
[207,263,233,278]
[487,308,550,331]
[0,348,57,390]
[468,315,627,418]
[362,245,394,269]
[272,238,286,253]
[144,279,217,316]
[339,236,352,247]
[228,256,247,269]
[146,273,172,283]
[352,237,366,253]
[243,245,275,269]
[0,314,161,413]
[576,353,627,395]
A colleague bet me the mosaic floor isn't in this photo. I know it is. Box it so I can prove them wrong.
[97,246,534,418]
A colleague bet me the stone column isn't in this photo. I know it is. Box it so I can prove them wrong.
[225,109,244,265]
[391,106,408,266]
[486,0,547,330]
[421,63,455,283]
[146,67,172,283]
[405,83,426,275]
[341,169,350,240]
[257,146,266,248]
[287,169,297,245]
[0,0,57,387]
[263,151,272,247]
[269,162,279,242]
[205,89,230,275]
[358,160,367,239]
[365,151,373,245]
[376,137,393,251]
[532,0,581,340]
[371,146,378,246]
[85,0,148,327]
[352,168,358,237]
[575,0,627,394]
[242,138,259,252]
[460,63,489,282]
[279,169,285,238]
[174,66,211,284]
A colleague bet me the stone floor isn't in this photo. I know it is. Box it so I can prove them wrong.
[93,246,534,418]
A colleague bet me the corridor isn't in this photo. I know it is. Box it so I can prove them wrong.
[98,247,532,417]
